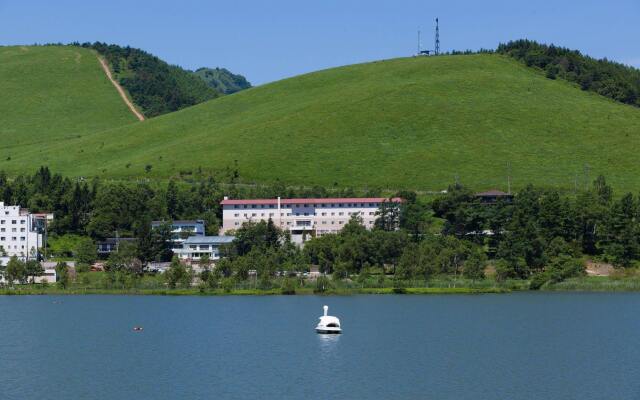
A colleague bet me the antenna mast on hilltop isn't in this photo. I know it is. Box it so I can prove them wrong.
[434,18,440,55]
[418,30,422,54]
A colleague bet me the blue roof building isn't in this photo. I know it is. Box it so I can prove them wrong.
[151,220,206,249]
[175,235,235,263]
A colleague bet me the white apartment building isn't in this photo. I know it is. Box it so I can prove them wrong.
[0,202,53,264]
[220,197,402,244]
[174,235,235,264]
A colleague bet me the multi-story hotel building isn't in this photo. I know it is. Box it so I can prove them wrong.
[220,197,402,244]
[0,202,53,263]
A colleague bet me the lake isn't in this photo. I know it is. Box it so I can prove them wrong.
[1,293,639,399]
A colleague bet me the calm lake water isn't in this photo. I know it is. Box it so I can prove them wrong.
[1,293,640,399]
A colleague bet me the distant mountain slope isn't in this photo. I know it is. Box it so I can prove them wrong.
[0,45,138,145]
[193,67,251,94]
[3,53,639,191]
[83,42,221,117]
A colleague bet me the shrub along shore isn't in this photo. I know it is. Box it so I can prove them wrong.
[3,273,640,296]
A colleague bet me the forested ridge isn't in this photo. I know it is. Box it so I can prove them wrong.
[497,39,640,107]
[194,67,251,94]
[52,42,249,118]
[81,42,220,117]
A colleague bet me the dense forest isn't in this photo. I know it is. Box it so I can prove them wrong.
[497,39,640,107]
[1,167,639,290]
[78,42,220,117]
[193,67,251,94]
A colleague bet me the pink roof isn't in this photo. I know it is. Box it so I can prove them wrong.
[221,197,402,206]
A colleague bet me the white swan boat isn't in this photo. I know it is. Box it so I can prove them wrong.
[316,305,342,334]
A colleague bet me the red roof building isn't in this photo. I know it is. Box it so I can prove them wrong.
[220,197,401,244]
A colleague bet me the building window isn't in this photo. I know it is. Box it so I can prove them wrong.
[369,212,375,216]
[234,213,239,217]
[252,213,256,217]
[339,212,344,216]
[11,220,16,224]
[235,222,239,226]
[20,237,25,241]
[20,220,25,224]
[20,228,25,232]
[11,237,16,241]
[234,205,239,209]
[199,245,209,250]
[11,228,16,232]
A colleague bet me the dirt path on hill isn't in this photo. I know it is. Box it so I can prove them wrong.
[97,56,145,121]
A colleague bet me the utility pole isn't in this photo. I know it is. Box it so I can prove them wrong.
[434,18,440,55]
[583,164,590,191]
[507,161,512,194]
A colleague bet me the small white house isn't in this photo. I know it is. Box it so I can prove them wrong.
[174,235,235,263]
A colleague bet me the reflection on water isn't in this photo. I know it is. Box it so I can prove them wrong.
[317,333,342,368]
[317,333,341,344]
[317,333,341,359]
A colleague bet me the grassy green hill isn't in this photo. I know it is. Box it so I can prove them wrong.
[2,52,640,191]
[0,46,138,145]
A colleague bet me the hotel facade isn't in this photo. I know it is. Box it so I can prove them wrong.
[220,197,401,244]
[0,202,53,264]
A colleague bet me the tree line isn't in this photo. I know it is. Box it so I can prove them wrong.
[1,167,639,290]
[496,39,640,107]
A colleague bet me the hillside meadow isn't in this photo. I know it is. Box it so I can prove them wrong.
[0,46,138,144]
[1,47,639,191]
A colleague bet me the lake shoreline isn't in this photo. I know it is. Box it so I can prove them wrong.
[0,287,509,296]
[4,279,640,296]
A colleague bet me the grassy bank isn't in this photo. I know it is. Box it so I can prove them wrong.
[0,286,510,296]
[4,272,640,296]
[544,276,640,291]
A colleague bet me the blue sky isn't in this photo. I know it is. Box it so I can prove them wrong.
[1,0,638,85]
